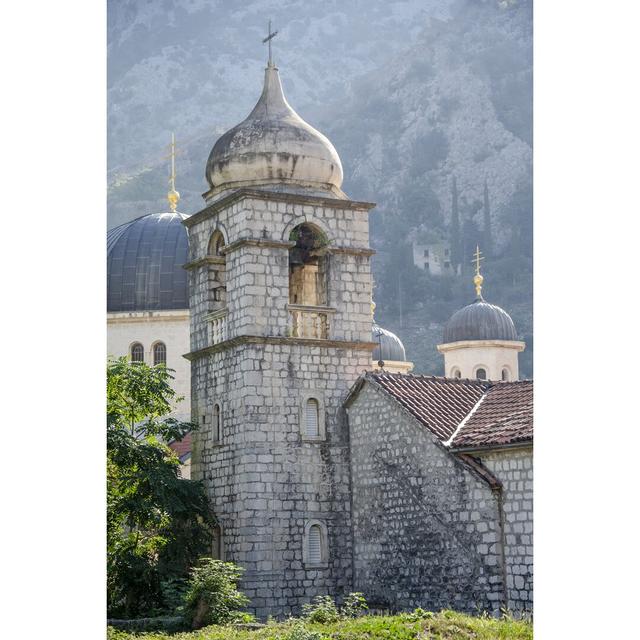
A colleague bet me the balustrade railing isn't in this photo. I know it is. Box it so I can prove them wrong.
[288,305,334,339]
[205,309,228,345]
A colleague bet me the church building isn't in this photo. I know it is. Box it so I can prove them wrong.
[107,52,532,619]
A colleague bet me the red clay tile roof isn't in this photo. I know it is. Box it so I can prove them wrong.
[449,380,533,449]
[168,432,192,462]
[365,373,532,449]
[367,373,490,441]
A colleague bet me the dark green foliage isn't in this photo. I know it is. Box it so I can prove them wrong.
[107,357,213,619]
[182,559,250,629]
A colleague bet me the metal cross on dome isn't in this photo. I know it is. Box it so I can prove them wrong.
[262,20,279,65]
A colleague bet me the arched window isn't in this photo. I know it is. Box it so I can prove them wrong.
[130,342,144,362]
[476,368,487,381]
[304,520,327,567]
[288,223,329,307]
[207,231,226,312]
[451,367,461,379]
[305,398,319,438]
[307,525,322,564]
[208,230,225,256]
[153,342,166,366]
[212,403,221,443]
[501,367,510,381]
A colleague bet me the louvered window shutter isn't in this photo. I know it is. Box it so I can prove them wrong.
[308,525,322,563]
[305,399,319,437]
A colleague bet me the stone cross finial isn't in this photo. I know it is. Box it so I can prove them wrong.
[262,20,279,66]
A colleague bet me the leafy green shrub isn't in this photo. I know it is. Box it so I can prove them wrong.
[285,622,323,640]
[405,607,435,621]
[182,559,250,629]
[341,592,368,618]
[301,595,341,624]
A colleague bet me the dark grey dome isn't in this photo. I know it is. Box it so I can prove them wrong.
[372,323,407,362]
[107,212,189,312]
[443,299,518,343]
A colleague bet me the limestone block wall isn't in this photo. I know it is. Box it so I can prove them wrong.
[191,341,371,618]
[480,449,533,612]
[347,382,504,613]
[187,190,376,618]
[107,310,191,420]
[186,193,374,353]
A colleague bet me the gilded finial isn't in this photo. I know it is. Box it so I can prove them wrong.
[167,132,180,213]
[472,245,484,299]
[371,300,376,318]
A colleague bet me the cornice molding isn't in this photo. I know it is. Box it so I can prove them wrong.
[184,335,377,361]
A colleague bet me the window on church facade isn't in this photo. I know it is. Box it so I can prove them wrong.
[307,525,322,564]
[451,367,461,379]
[304,520,327,567]
[212,403,221,443]
[288,223,328,306]
[207,231,226,312]
[476,368,487,381]
[131,342,144,362]
[300,394,324,441]
[305,399,319,438]
[153,342,166,366]
[502,367,510,381]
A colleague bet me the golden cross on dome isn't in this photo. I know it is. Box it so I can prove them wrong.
[472,245,484,298]
[167,132,180,213]
[262,20,279,66]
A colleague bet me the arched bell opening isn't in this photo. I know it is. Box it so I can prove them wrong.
[288,223,329,306]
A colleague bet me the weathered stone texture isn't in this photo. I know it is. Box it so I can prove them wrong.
[347,382,504,613]
[188,191,374,619]
[480,449,533,613]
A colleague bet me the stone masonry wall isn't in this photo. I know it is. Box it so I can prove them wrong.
[191,341,371,618]
[187,191,375,618]
[187,195,373,353]
[480,449,533,613]
[347,382,505,613]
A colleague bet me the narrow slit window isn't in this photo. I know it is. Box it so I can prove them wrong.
[212,404,221,442]
[307,524,322,564]
[131,343,144,362]
[153,342,166,366]
[502,368,510,381]
[305,398,319,438]
[476,368,487,381]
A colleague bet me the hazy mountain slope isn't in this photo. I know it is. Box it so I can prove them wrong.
[107,0,532,377]
[108,0,452,227]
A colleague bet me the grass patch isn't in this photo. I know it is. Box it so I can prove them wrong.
[107,610,532,640]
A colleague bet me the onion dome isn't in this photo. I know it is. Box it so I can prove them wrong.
[372,323,407,362]
[443,299,518,343]
[107,212,189,312]
[204,63,344,200]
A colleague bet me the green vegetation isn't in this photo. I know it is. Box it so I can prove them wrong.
[182,560,250,629]
[107,357,213,619]
[107,609,532,640]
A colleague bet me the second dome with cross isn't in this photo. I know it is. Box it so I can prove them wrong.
[204,29,344,202]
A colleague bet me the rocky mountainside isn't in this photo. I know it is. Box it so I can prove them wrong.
[108,0,532,377]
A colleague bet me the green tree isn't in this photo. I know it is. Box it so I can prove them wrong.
[107,357,213,618]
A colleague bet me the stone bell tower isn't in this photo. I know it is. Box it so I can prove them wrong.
[184,59,376,618]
